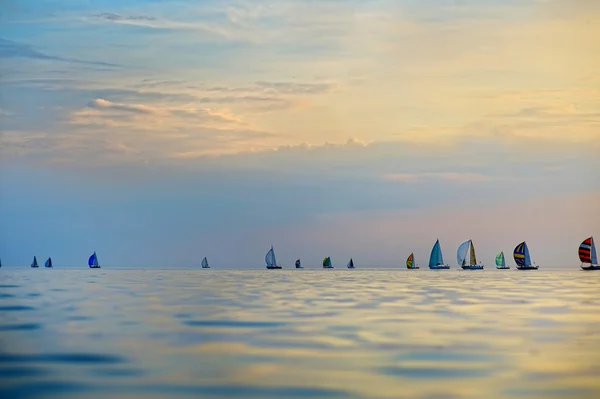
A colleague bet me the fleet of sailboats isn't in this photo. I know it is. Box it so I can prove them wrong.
[457,240,484,270]
[3,236,598,270]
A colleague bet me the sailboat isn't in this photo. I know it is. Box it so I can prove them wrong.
[429,239,450,269]
[88,251,101,268]
[45,257,53,268]
[513,241,538,270]
[31,256,39,268]
[201,257,210,269]
[0,258,2,268]
[295,259,303,269]
[323,256,334,269]
[347,258,355,269]
[457,240,484,270]
[579,236,599,270]
[406,253,419,269]
[265,246,282,269]
[495,251,509,269]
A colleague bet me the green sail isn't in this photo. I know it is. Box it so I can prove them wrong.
[495,252,505,267]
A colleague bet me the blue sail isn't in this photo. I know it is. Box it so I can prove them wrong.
[524,242,531,267]
[88,252,98,267]
[265,247,276,267]
[513,242,528,267]
[45,257,52,268]
[429,240,444,267]
[31,256,38,267]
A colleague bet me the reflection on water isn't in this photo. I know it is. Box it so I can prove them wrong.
[1,269,599,398]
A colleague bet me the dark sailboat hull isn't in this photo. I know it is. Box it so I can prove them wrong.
[461,265,484,270]
[516,266,538,270]
[266,266,282,269]
[581,265,600,270]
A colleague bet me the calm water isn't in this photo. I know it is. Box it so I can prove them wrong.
[1,269,599,399]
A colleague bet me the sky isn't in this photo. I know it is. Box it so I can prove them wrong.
[0,0,599,268]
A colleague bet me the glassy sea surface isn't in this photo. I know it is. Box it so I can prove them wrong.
[1,269,599,399]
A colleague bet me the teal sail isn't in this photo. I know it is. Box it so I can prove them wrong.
[323,256,333,268]
[45,257,53,268]
[495,252,506,268]
[201,257,209,268]
[429,240,445,268]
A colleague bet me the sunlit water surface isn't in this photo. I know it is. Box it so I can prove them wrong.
[1,269,599,399]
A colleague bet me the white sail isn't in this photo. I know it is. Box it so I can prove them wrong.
[457,240,470,266]
[265,246,277,267]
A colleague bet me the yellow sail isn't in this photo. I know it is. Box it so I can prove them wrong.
[469,240,477,265]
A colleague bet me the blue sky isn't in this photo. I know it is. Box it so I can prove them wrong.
[1,0,599,267]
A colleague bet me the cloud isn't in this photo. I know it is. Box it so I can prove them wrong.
[87,99,155,114]
[94,13,156,22]
[255,81,334,95]
[0,38,119,68]
[383,172,522,183]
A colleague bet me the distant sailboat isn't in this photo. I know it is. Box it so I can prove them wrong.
[429,239,450,269]
[347,258,355,269]
[295,259,303,269]
[457,240,484,270]
[45,257,53,268]
[88,251,101,269]
[31,256,39,268]
[323,256,334,269]
[513,241,538,270]
[406,253,419,269]
[201,257,210,269]
[265,246,282,269]
[579,236,599,270]
[495,251,509,269]
[0,258,2,268]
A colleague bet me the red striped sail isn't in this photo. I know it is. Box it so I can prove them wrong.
[579,237,593,263]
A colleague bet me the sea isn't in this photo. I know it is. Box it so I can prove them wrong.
[1,269,599,399]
